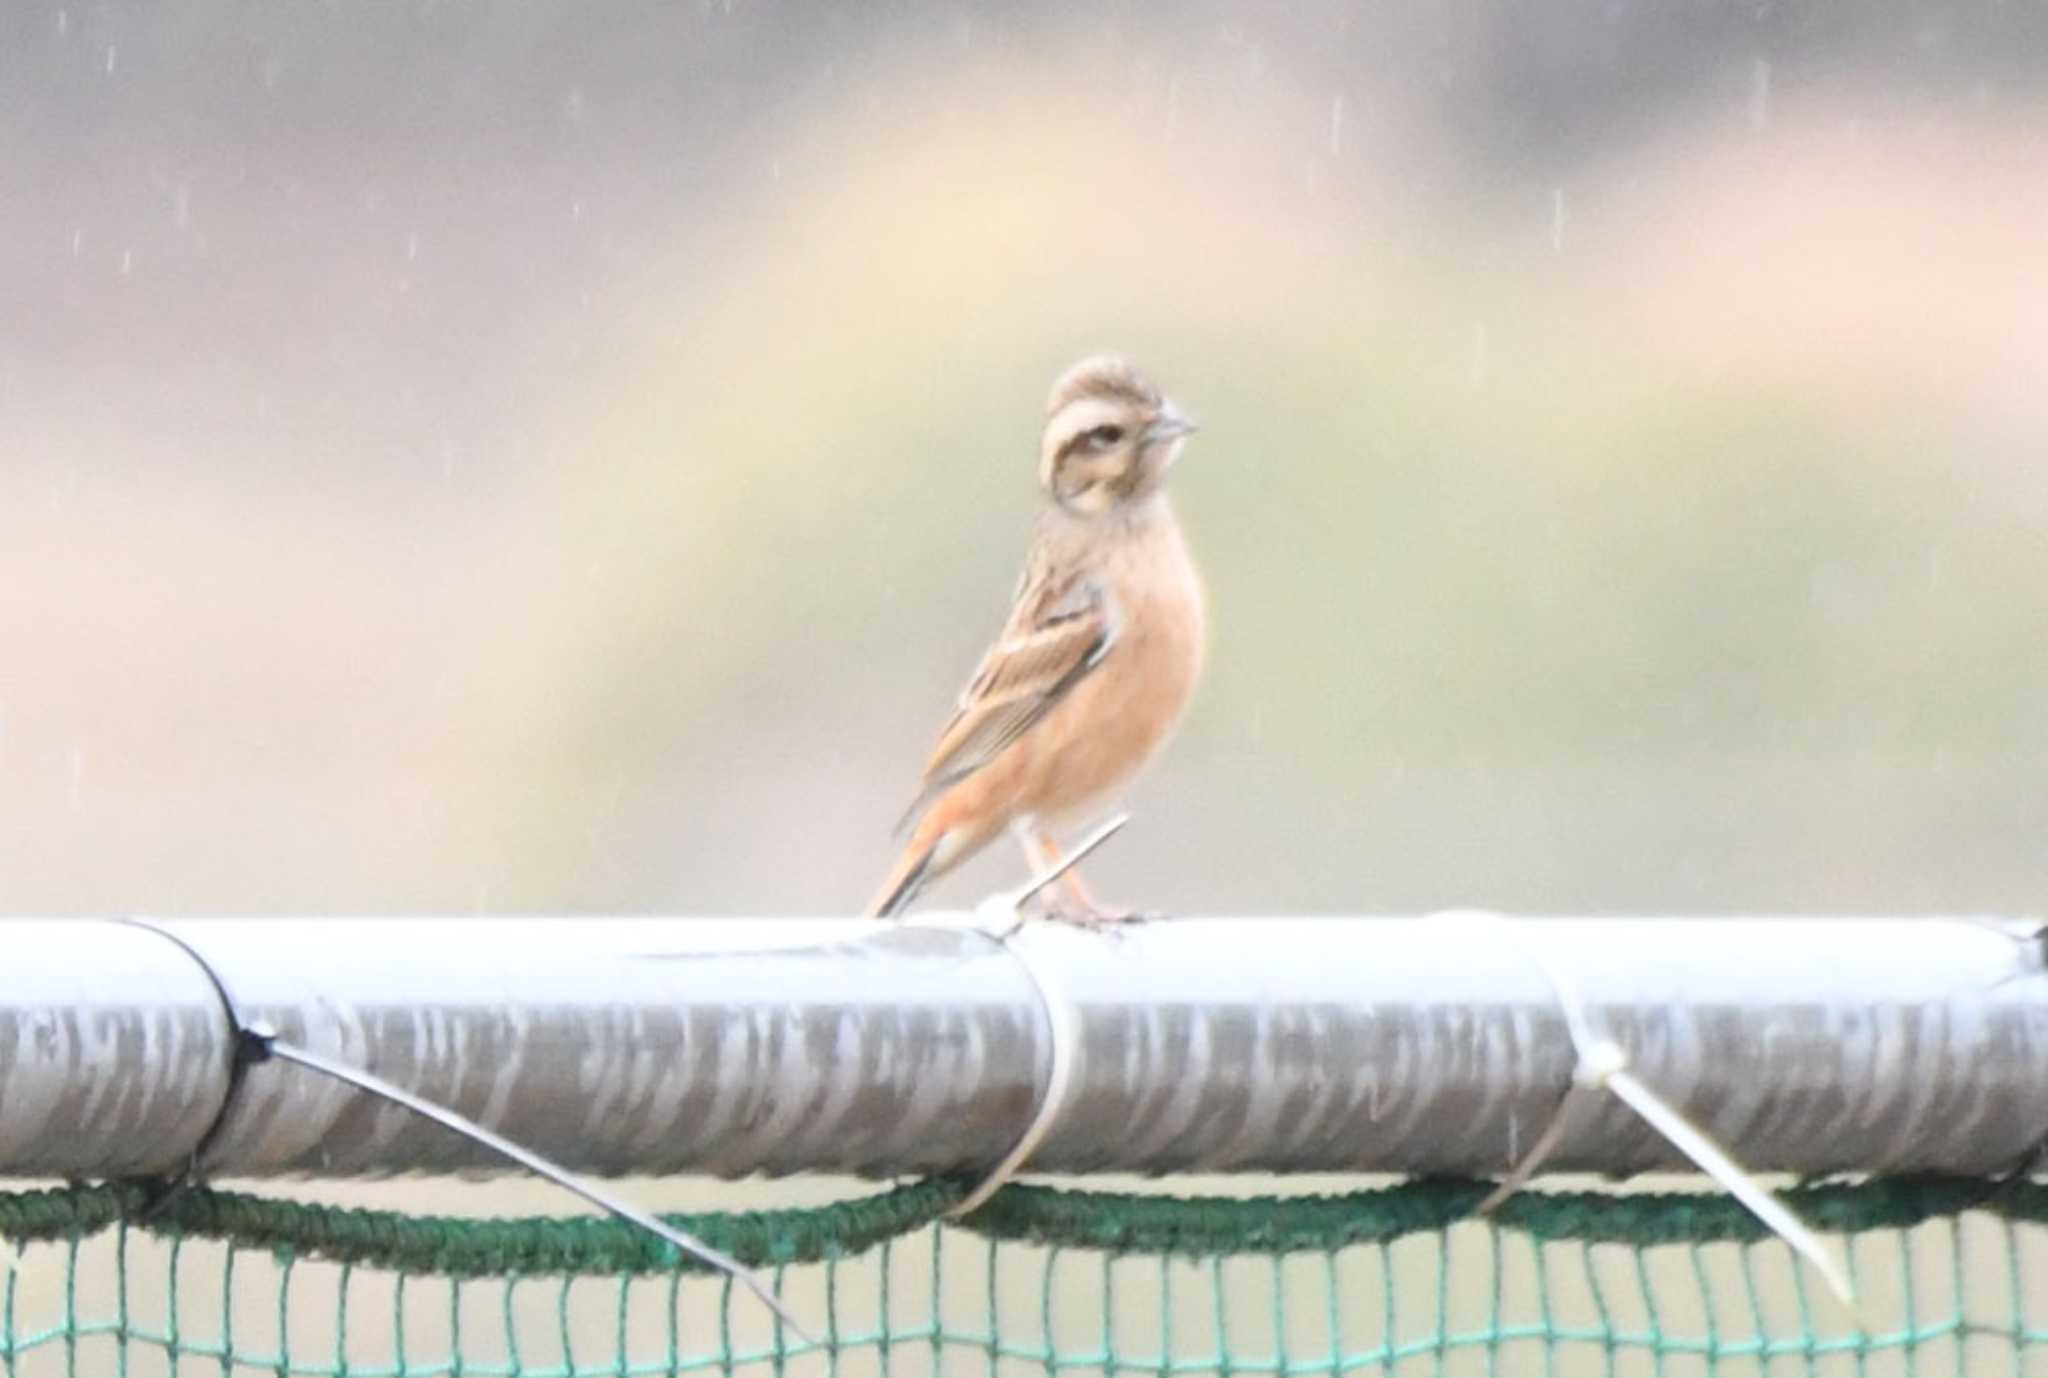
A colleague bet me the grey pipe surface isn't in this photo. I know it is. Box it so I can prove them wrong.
[0,915,2041,1179]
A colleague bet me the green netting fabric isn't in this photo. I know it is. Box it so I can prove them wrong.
[0,1175,2043,1376]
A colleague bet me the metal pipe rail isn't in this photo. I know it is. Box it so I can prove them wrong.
[1,915,2043,1180]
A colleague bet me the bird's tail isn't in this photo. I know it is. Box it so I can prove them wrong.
[866,843,934,918]
[866,809,967,917]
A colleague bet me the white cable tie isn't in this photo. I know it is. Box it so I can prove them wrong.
[1600,1063,1859,1316]
[1458,911,1859,1315]
[946,926,1079,1217]
[940,813,1128,1216]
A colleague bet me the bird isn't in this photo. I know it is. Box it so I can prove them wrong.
[867,355,1206,921]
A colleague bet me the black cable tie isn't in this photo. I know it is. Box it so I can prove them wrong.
[104,918,264,1222]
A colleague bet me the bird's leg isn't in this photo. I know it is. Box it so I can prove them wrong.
[1009,820,1063,910]
[1032,829,1107,919]
[1013,822,1150,929]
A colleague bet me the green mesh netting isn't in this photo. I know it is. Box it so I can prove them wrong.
[0,1176,2042,1377]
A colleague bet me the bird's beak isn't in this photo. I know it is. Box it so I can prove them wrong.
[1143,403,1198,448]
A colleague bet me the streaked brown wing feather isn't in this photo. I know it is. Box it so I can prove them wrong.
[893,563,1115,830]
[923,613,1106,777]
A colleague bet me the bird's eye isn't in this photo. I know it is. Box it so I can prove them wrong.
[1086,425,1124,448]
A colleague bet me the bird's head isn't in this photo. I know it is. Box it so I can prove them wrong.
[1037,355,1196,517]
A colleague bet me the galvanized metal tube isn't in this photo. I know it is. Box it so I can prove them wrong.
[0,915,2040,1179]
[0,920,233,1177]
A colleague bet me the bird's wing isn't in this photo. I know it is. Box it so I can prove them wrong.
[895,560,1118,831]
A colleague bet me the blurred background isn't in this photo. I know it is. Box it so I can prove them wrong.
[3,0,2045,918]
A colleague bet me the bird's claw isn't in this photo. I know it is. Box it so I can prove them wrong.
[1028,894,1159,935]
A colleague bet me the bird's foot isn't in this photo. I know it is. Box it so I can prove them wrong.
[1028,893,1160,933]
